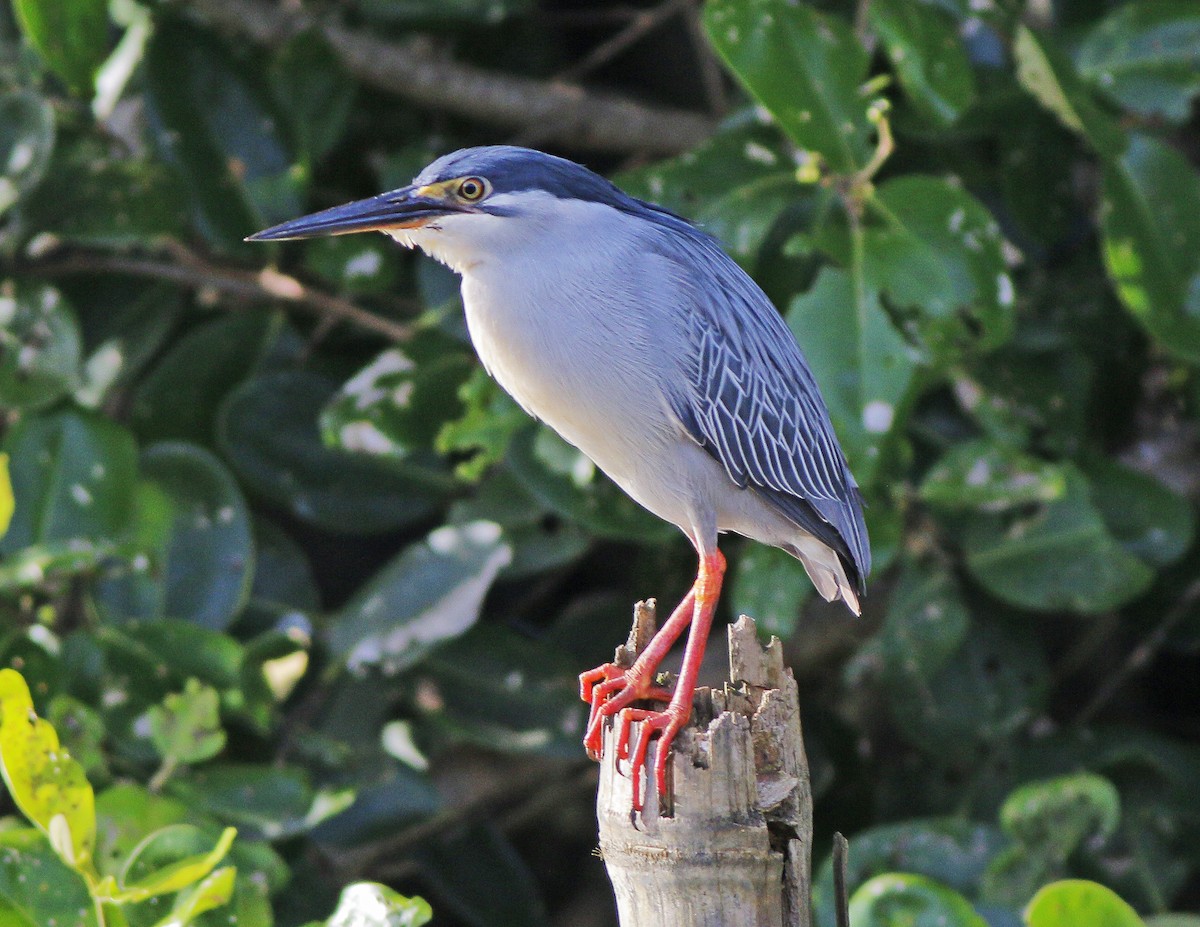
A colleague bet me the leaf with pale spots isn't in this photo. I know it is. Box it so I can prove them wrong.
[0,408,137,555]
[920,439,1069,512]
[703,0,874,173]
[330,520,513,674]
[94,442,253,630]
[322,337,473,463]
[0,669,96,876]
[323,881,432,927]
[0,90,54,218]
[0,280,81,413]
[963,466,1153,612]
[0,827,97,925]
[1076,0,1200,124]
[786,266,917,487]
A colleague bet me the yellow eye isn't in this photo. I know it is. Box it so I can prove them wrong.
[457,177,488,201]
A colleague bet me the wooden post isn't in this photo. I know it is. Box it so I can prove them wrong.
[596,603,813,927]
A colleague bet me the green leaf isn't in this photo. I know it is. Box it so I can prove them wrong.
[168,763,338,841]
[109,824,236,902]
[0,454,11,539]
[0,669,95,874]
[321,341,472,462]
[1001,773,1120,849]
[20,141,188,248]
[418,624,584,757]
[813,819,1007,927]
[447,469,590,580]
[616,125,798,266]
[268,31,356,163]
[436,367,531,482]
[144,18,303,250]
[853,558,969,686]
[984,773,1120,906]
[249,518,320,610]
[98,443,254,629]
[1082,457,1194,568]
[1012,23,1125,159]
[889,614,1047,760]
[728,543,811,639]
[154,865,237,927]
[0,90,54,217]
[786,265,917,486]
[149,679,227,767]
[703,0,874,173]
[848,873,988,927]
[919,439,1068,512]
[0,407,137,554]
[131,310,282,446]
[1099,133,1200,363]
[506,426,677,543]
[47,696,107,784]
[1076,1,1200,123]
[1024,880,1144,927]
[11,0,108,94]
[331,520,512,673]
[869,176,1014,353]
[304,235,401,296]
[0,281,81,412]
[870,0,976,127]
[219,371,446,533]
[323,882,432,927]
[0,828,97,926]
[963,467,1153,613]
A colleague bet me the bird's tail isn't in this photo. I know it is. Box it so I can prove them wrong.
[785,537,862,616]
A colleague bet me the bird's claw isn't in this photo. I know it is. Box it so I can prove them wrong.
[579,663,671,760]
[614,706,686,812]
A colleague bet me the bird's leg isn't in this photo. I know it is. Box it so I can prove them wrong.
[619,550,725,810]
[620,549,726,811]
[580,589,696,760]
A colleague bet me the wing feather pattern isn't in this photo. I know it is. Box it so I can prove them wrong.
[651,230,870,593]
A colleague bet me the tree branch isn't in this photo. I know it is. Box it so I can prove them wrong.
[181,0,717,156]
[15,249,414,343]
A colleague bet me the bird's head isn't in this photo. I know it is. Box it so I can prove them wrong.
[247,145,665,271]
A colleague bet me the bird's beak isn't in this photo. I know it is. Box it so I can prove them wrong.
[245,185,465,241]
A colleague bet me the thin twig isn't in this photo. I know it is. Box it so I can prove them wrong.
[182,0,715,155]
[14,251,414,342]
[1076,579,1200,725]
[554,0,693,83]
[833,832,851,927]
[683,3,729,117]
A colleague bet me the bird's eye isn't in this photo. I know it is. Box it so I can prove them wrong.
[457,177,488,201]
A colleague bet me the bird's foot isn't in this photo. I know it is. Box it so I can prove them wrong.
[579,663,671,760]
[613,703,689,812]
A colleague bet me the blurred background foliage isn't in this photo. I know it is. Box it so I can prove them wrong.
[0,0,1199,922]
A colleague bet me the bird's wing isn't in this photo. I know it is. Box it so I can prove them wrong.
[656,233,871,589]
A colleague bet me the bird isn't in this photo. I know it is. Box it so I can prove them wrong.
[249,145,870,811]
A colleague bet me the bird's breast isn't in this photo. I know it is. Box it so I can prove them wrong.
[459,256,681,485]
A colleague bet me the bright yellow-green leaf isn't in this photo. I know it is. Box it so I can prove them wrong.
[1025,879,1145,927]
[0,455,12,539]
[0,669,95,874]
[150,866,237,927]
[104,825,236,903]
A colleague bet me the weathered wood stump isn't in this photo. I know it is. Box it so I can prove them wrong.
[596,603,813,927]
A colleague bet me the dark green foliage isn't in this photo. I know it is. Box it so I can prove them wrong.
[1,0,1199,923]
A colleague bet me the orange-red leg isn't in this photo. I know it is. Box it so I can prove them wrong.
[579,588,696,759]
[579,550,726,811]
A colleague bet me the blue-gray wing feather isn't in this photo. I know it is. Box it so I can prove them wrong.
[651,230,870,590]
